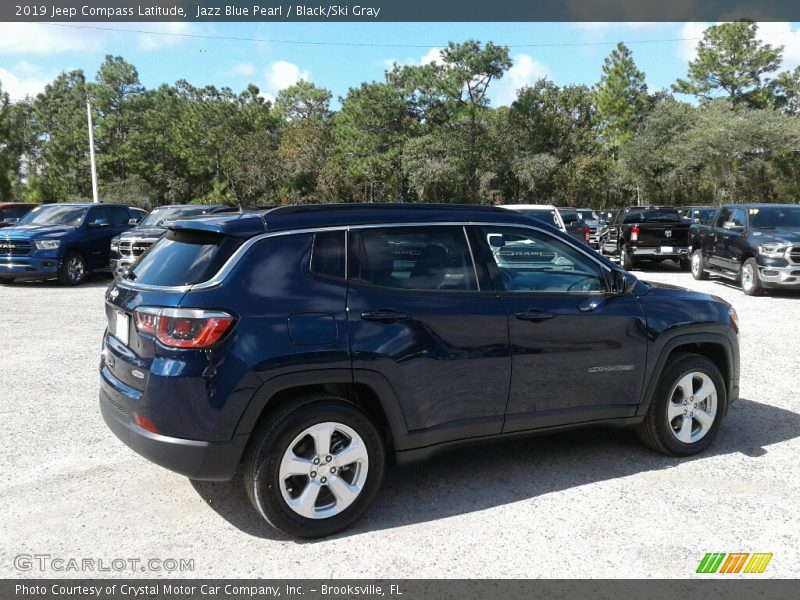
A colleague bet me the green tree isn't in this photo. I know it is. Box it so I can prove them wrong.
[593,42,649,154]
[773,66,800,115]
[673,22,783,108]
[30,70,92,202]
[89,56,144,187]
[393,40,512,202]
[275,81,332,121]
[323,80,419,201]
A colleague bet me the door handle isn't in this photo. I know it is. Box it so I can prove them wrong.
[360,309,409,323]
[514,309,555,322]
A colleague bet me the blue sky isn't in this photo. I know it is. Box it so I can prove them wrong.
[1,21,799,106]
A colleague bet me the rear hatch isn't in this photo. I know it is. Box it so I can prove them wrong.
[103,224,252,392]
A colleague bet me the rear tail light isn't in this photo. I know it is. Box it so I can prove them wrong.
[583,226,590,242]
[134,307,235,349]
[134,412,159,434]
[630,225,640,242]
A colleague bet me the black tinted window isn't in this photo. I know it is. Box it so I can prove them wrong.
[109,206,130,226]
[130,230,242,286]
[353,227,477,291]
[715,208,733,228]
[310,231,345,279]
[624,208,680,223]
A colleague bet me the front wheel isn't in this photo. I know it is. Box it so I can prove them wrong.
[637,353,726,456]
[244,394,385,539]
[740,257,763,296]
[57,252,87,286]
[691,249,708,280]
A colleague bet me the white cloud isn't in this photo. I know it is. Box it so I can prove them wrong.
[0,63,53,100]
[420,47,443,65]
[231,63,256,77]
[493,54,550,106]
[381,47,443,71]
[0,22,100,54]
[265,61,310,93]
[677,22,708,64]
[757,22,800,69]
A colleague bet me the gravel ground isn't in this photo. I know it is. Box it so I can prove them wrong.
[0,266,798,579]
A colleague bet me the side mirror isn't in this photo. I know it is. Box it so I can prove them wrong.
[128,217,140,225]
[723,221,743,231]
[89,218,110,228]
[2,217,18,224]
[610,269,634,295]
[488,235,505,248]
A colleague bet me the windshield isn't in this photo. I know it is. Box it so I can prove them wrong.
[518,209,560,228]
[19,205,86,227]
[577,210,596,222]
[623,208,681,224]
[138,206,212,228]
[749,206,800,229]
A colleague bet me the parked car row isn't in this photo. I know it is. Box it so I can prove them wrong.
[0,203,235,286]
[499,202,800,297]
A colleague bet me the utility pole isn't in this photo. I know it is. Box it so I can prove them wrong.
[86,97,99,203]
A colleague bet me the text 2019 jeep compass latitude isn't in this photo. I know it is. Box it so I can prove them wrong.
[100,204,740,538]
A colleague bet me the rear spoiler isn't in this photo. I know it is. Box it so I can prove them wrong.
[168,213,268,239]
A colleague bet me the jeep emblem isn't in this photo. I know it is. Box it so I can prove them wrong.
[109,287,119,300]
[665,230,672,238]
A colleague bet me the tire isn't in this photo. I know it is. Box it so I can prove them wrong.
[690,249,708,280]
[740,257,762,296]
[637,353,727,456]
[243,394,385,539]
[620,245,635,270]
[679,257,692,272]
[0,277,13,284]
[57,251,87,286]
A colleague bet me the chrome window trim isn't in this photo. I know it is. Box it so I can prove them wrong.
[462,225,481,292]
[119,220,613,293]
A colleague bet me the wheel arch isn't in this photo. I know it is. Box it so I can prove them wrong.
[637,333,735,418]
[235,369,408,463]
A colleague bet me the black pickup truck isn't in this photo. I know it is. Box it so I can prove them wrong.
[600,206,691,271]
[688,204,800,295]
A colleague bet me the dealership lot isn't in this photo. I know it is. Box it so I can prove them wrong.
[1,266,798,578]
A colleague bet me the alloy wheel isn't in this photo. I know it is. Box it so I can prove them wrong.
[667,372,718,444]
[278,421,369,520]
[742,262,754,291]
[68,256,85,283]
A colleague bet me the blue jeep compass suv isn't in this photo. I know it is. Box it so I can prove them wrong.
[100,204,740,538]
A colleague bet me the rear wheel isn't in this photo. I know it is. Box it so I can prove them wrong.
[244,394,385,539]
[57,252,87,286]
[620,245,635,270]
[740,257,762,296]
[691,249,708,280]
[637,353,726,456]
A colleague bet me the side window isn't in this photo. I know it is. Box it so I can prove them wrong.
[479,226,606,293]
[352,226,477,291]
[0,208,13,220]
[108,206,130,226]
[731,208,746,228]
[88,206,109,224]
[715,208,732,228]
[310,230,346,279]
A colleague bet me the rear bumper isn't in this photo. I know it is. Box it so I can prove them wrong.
[0,256,60,279]
[99,366,247,480]
[630,246,689,259]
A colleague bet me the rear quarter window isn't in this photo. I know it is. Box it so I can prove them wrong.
[130,230,243,287]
